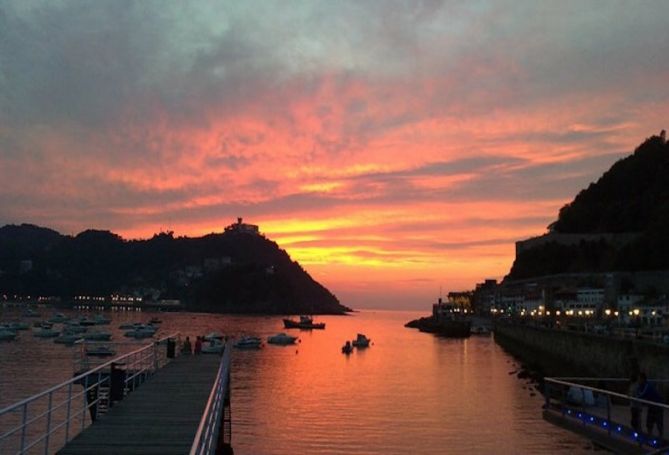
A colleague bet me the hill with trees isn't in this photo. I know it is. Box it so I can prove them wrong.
[508,131,669,279]
[0,224,349,314]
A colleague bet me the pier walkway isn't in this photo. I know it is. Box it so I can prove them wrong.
[58,354,222,455]
[0,335,232,455]
[544,377,669,454]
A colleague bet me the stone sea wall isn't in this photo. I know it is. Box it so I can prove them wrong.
[494,322,669,379]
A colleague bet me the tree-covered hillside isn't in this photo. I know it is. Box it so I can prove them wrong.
[551,132,669,233]
[509,132,669,279]
[0,224,349,314]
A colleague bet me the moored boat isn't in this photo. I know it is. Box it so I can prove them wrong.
[0,329,17,341]
[6,321,29,331]
[94,314,111,325]
[33,328,60,338]
[22,309,40,318]
[202,340,224,354]
[351,333,371,348]
[234,336,262,349]
[83,331,112,341]
[85,346,116,357]
[204,331,224,341]
[283,315,326,330]
[48,313,68,324]
[54,334,82,345]
[341,340,353,354]
[267,333,298,345]
[119,322,142,330]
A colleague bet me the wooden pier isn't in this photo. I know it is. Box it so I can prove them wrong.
[57,354,224,455]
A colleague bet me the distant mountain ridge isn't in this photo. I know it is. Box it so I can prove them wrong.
[508,131,669,279]
[0,223,350,314]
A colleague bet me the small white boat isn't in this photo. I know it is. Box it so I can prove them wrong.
[204,331,224,341]
[0,329,17,341]
[234,336,262,349]
[54,334,82,345]
[34,328,60,338]
[83,331,112,341]
[267,333,298,345]
[351,333,371,348]
[202,340,224,354]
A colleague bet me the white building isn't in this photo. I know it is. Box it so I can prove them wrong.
[225,217,260,235]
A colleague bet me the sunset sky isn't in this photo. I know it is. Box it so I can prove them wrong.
[2,1,669,309]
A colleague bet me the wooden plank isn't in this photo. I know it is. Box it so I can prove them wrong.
[58,354,221,455]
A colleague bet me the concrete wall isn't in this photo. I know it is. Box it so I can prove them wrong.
[495,322,669,379]
[515,232,640,255]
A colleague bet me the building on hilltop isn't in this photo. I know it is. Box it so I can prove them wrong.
[224,217,260,235]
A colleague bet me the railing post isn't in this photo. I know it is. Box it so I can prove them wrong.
[606,395,611,436]
[153,341,159,372]
[20,402,28,454]
[44,391,53,455]
[545,381,551,410]
[65,383,72,442]
[561,384,567,418]
[82,375,88,431]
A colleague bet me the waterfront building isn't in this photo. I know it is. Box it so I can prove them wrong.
[553,289,595,316]
[472,279,497,314]
[447,291,472,311]
[617,297,668,325]
[432,297,467,321]
[517,291,545,315]
[616,293,645,319]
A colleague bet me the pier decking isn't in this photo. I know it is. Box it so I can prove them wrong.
[57,354,222,455]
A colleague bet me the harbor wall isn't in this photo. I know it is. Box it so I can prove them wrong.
[494,322,669,379]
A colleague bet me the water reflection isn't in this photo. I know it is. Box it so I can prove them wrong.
[0,308,595,454]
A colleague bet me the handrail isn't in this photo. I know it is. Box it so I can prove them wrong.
[545,377,669,410]
[544,376,669,452]
[0,332,180,454]
[551,377,669,383]
[189,340,232,455]
[0,332,179,415]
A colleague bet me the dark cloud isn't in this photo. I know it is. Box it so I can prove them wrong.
[1,0,669,235]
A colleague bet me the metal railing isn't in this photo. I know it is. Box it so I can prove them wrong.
[0,333,179,455]
[189,340,232,455]
[544,376,669,452]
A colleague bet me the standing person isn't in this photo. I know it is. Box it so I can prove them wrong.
[182,336,192,355]
[629,374,642,432]
[195,336,203,355]
[638,372,664,437]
